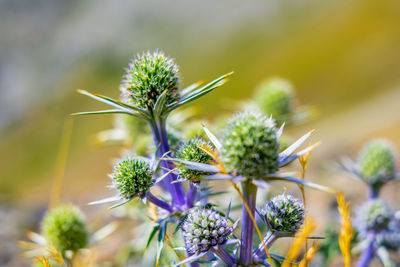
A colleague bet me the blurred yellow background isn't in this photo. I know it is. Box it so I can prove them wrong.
[1,0,400,265]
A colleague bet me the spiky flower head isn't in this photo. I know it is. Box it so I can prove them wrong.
[176,138,214,183]
[182,208,235,255]
[377,211,400,249]
[254,77,294,125]
[111,158,153,200]
[42,206,88,255]
[355,199,391,235]
[120,50,180,109]
[261,193,305,233]
[220,111,279,178]
[358,139,397,187]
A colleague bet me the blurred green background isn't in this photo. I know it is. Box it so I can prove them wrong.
[1,0,400,265]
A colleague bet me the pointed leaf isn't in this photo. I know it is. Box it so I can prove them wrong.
[203,125,222,150]
[153,90,168,117]
[153,168,176,185]
[260,176,334,193]
[72,109,135,116]
[146,225,160,249]
[109,198,133,209]
[203,174,235,180]
[279,142,320,167]
[165,158,220,172]
[89,196,121,205]
[276,123,285,140]
[180,81,204,97]
[173,252,207,266]
[279,130,314,161]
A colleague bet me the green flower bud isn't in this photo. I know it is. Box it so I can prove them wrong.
[120,50,180,109]
[42,206,88,254]
[261,193,305,233]
[254,78,294,125]
[176,138,213,182]
[182,208,234,255]
[358,139,397,187]
[220,112,279,178]
[355,200,391,235]
[111,158,153,199]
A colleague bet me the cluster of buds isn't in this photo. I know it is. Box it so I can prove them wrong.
[111,158,153,200]
[355,199,392,235]
[176,138,214,183]
[42,206,88,255]
[182,208,235,255]
[120,51,180,109]
[261,193,305,234]
[220,112,279,178]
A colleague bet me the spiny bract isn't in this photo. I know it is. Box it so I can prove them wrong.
[42,206,88,254]
[182,208,234,255]
[358,139,397,186]
[355,199,392,235]
[176,138,213,182]
[254,77,294,126]
[111,158,153,199]
[220,111,279,178]
[261,193,305,233]
[120,50,180,109]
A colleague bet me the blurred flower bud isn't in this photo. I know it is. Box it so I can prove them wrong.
[42,206,88,255]
[254,78,294,126]
[220,111,279,178]
[358,139,397,188]
[355,199,391,236]
[120,50,180,109]
[182,208,234,255]
[111,158,153,199]
[261,193,304,233]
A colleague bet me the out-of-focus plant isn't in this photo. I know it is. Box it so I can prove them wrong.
[339,139,400,266]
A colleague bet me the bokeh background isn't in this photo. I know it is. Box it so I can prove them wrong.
[1,0,400,266]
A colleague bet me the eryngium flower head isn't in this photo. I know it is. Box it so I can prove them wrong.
[111,158,153,199]
[355,199,391,235]
[42,206,88,254]
[254,78,294,125]
[261,193,305,233]
[220,111,279,178]
[182,208,234,255]
[377,211,400,249]
[120,50,180,109]
[358,139,397,186]
[176,138,213,182]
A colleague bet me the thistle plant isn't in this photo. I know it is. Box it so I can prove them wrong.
[339,139,400,266]
[71,50,335,266]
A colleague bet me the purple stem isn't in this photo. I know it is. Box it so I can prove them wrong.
[213,247,236,266]
[356,238,375,267]
[253,232,277,258]
[149,121,185,207]
[146,191,173,212]
[239,180,257,265]
[186,182,198,208]
[367,186,380,199]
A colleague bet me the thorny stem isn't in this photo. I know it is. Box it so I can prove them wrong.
[149,120,185,207]
[146,191,173,212]
[239,180,258,266]
[213,246,236,266]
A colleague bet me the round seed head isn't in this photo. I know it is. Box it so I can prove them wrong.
[261,193,305,233]
[182,208,234,255]
[176,138,213,182]
[120,50,180,109]
[254,78,294,125]
[111,158,153,199]
[355,199,392,235]
[358,139,397,187]
[42,206,88,254]
[220,111,279,178]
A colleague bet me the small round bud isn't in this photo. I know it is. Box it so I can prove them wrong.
[182,208,234,255]
[111,158,153,199]
[42,206,88,254]
[176,138,214,182]
[355,200,391,235]
[358,139,397,187]
[220,112,279,178]
[120,51,180,109]
[261,193,305,233]
[254,78,294,125]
